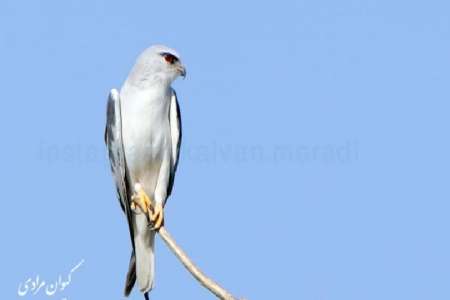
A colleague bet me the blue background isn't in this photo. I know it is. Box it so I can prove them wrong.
[1,1,449,299]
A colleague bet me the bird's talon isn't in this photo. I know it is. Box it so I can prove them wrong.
[150,203,164,230]
[132,184,163,230]
[131,185,152,215]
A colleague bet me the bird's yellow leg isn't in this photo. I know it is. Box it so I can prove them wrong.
[131,183,152,215]
[131,183,164,230]
[150,202,164,230]
[130,183,164,230]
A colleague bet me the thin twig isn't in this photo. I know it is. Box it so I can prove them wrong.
[157,226,239,300]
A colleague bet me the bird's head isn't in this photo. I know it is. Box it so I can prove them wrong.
[128,45,186,87]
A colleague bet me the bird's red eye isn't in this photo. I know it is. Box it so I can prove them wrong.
[163,53,177,64]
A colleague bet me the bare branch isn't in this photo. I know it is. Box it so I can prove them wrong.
[157,226,239,300]
[133,184,240,299]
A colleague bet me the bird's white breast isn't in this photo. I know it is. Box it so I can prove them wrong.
[120,85,172,194]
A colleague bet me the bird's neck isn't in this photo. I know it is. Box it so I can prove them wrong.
[125,60,173,89]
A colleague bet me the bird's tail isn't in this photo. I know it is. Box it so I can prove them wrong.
[124,231,155,296]
[134,224,156,294]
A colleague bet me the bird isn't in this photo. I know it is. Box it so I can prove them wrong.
[105,45,185,299]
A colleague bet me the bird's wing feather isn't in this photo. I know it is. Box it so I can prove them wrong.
[105,89,135,250]
[166,89,182,200]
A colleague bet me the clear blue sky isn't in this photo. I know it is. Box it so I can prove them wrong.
[1,1,449,299]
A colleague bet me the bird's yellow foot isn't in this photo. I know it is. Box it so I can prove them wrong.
[150,202,164,230]
[131,184,163,230]
[131,183,152,215]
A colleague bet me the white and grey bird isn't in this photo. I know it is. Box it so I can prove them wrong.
[105,45,185,299]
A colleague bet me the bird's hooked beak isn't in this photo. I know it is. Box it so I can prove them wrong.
[177,64,187,79]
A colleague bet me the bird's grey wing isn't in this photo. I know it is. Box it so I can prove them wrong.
[105,89,135,250]
[166,89,182,200]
